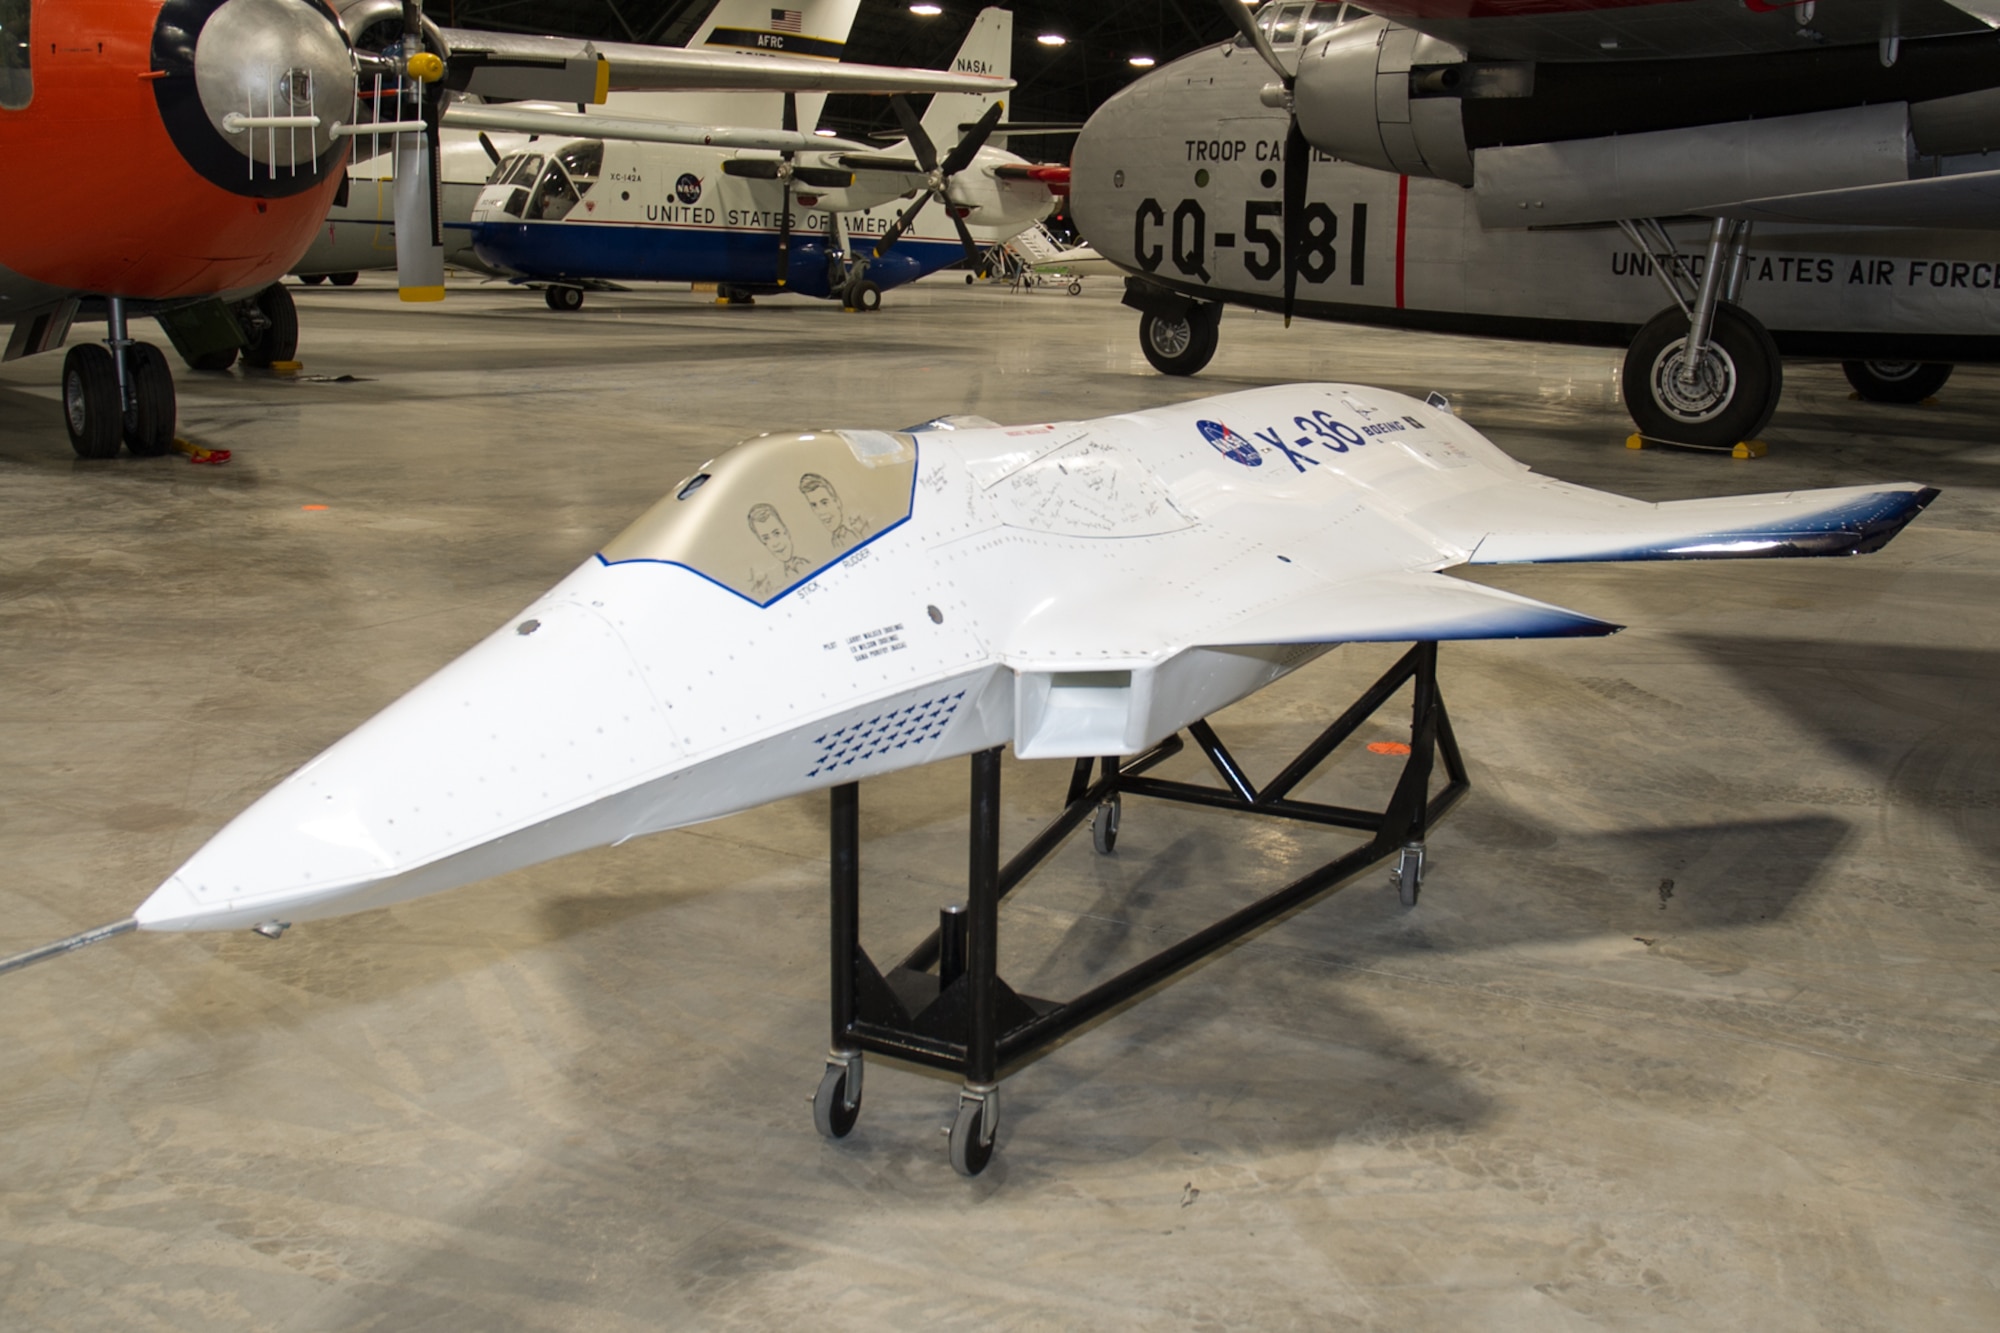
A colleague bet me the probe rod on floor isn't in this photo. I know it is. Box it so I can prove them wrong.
[0,919,137,977]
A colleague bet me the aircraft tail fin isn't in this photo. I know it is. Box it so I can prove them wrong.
[919,8,1012,150]
[605,0,861,129]
[1448,482,1939,565]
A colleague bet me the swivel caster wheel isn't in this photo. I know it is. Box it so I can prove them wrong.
[1091,793,1121,855]
[812,1053,863,1139]
[1391,840,1426,908]
[947,1086,998,1177]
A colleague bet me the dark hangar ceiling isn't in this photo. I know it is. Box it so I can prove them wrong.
[437,2,1243,147]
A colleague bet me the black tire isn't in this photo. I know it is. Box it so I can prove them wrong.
[964,272,976,285]
[1622,304,1781,448]
[1139,307,1219,376]
[812,1063,860,1139]
[62,344,122,459]
[948,1094,995,1177]
[1842,360,1953,404]
[848,279,882,312]
[1068,279,1083,296]
[187,346,238,372]
[239,283,299,368]
[299,273,326,286]
[1091,794,1120,855]
[545,284,584,312]
[328,271,358,287]
[122,343,176,456]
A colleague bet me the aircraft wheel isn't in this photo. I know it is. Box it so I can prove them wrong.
[1068,279,1083,296]
[545,285,585,312]
[1091,794,1120,855]
[1622,304,1780,448]
[122,343,177,457]
[1139,308,1218,376]
[1842,359,1953,404]
[846,279,882,312]
[329,272,359,287]
[239,283,299,368]
[63,345,123,459]
[298,273,326,286]
[812,1059,862,1139]
[947,1089,997,1178]
[187,346,238,372]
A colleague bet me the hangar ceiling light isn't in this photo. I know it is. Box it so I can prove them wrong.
[1036,33,1066,46]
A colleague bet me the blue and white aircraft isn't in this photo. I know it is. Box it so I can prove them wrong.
[463,9,1062,311]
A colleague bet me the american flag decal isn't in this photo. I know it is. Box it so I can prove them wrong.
[770,8,803,32]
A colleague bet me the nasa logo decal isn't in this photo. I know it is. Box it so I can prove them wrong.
[675,173,703,205]
[1197,419,1261,467]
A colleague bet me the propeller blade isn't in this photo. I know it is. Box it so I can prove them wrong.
[1281,117,1308,327]
[776,92,796,287]
[888,94,938,175]
[390,0,444,301]
[393,125,445,301]
[873,190,934,258]
[1218,0,1290,83]
[940,100,1004,178]
[949,207,980,267]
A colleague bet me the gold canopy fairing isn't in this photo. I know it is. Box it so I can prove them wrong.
[600,430,919,605]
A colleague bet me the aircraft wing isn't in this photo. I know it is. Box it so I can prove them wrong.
[1354,0,1990,62]
[442,104,869,153]
[1409,481,1942,565]
[440,28,1014,98]
[1703,170,2000,230]
[1197,571,1620,648]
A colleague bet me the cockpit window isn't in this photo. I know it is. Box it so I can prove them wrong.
[1238,1,1356,50]
[501,153,544,187]
[0,0,30,111]
[557,141,603,183]
[523,142,602,222]
[600,430,919,606]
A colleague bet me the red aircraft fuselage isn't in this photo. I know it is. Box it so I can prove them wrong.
[0,0,352,304]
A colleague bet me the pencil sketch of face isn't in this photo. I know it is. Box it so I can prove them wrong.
[748,503,792,560]
[800,473,844,533]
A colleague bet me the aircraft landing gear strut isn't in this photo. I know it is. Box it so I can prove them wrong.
[1619,217,1779,450]
[63,296,175,460]
[814,641,1468,1176]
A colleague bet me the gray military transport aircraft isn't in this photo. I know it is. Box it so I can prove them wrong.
[1072,0,2000,449]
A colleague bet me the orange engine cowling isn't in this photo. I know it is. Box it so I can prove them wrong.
[0,0,355,301]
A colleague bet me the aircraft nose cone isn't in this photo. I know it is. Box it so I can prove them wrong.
[136,590,685,932]
[151,0,356,195]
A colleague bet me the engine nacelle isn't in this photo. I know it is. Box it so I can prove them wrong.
[1294,17,1473,187]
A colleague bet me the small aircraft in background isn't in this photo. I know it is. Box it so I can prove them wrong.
[1073,0,2000,448]
[0,0,1009,461]
[462,8,1066,311]
[293,0,874,286]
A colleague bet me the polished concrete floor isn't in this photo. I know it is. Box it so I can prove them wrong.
[2,275,1996,1329]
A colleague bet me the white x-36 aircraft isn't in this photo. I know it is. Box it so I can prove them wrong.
[102,381,1931,940]
[1073,0,2000,448]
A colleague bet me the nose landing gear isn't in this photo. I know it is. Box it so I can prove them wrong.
[63,297,177,460]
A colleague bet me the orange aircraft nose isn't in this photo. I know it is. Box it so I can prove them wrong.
[0,0,359,299]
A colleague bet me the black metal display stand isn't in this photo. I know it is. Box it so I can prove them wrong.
[810,641,1468,1175]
